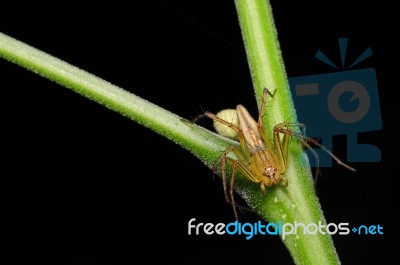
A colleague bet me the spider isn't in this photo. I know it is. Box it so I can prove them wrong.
[196,88,355,219]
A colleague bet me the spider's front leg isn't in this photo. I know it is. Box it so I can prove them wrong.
[215,144,249,220]
[213,145,237,205]
[274,122,356,185]
[214,144,259,220]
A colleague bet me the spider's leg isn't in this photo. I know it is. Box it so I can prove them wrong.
[257,88,275,129]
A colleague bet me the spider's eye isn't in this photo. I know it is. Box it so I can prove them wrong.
[263,166,275,177]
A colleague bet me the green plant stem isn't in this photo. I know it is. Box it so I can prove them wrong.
[0,32,232,168]
[235,0,340,264]
[0,2,339,262]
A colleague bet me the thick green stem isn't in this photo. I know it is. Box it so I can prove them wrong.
[235,0,340,264]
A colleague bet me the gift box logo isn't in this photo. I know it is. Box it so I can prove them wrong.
[288,38,382,167]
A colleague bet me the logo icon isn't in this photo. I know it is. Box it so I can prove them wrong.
[288,38,382,166]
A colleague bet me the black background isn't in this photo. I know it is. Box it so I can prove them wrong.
[0,1,394,264]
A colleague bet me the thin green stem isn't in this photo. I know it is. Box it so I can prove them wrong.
[0,32,232,168]
[235,0,339,264]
